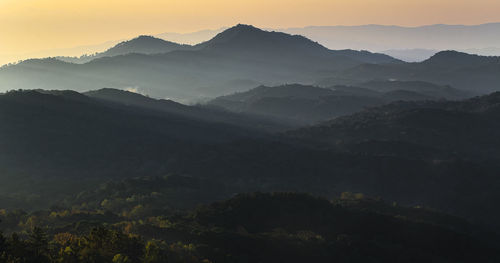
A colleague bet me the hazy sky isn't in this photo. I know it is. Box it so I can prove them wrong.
[1,0,499,63]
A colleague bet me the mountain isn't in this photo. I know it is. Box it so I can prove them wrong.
[196,24,398,64]
[279,23,500,55]
[3,88,500,231]
[0,39,123,67]
[56,35,190,63]
[273,92,500,228]
[422,50,500,69]
[103,36,189,56]
[318,51,500,95]
[0,24,400,102]
[288,92,500,159]
[207,83,467,125]
[208,84,383,125]
[84,88,290,131]
[0,89,281,207]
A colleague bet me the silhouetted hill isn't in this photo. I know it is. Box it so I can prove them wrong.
[103,36,190,56]
[196,24,331,54]
[197,24,398,64]
[319,51,500,94]
[0,89,277,201]
[57,35,190,63]
[0,24,401,102]
[423,50,500,70]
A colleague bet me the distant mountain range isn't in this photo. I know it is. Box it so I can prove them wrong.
[317,50,500,95]
[4,21,500,258]
[0,24,399,102]
[2,24,499,104]
[3,23,500,66]
[279,23,500,60]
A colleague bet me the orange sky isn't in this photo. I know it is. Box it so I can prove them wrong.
[0,0,499,64]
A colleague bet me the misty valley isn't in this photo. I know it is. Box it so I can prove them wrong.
[1,24,500,262]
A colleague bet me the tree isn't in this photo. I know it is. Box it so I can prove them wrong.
[28,227,50,262]
[0,229,6,255]
[144,240,168,263]
[112,253,130,263]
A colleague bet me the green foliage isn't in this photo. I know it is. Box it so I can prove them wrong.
[0,230,6,257]
[3,193,498,263]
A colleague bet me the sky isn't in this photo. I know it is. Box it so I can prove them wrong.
[1,0,499,64]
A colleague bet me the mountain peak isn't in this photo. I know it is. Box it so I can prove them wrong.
[424,50,499,68]
[110,35,182,49]
[428,50,473,60]
[101,35,188,57]
[196,24,328,54]
[135,35,160,40]
[231,23,259,30]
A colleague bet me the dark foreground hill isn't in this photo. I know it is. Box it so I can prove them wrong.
[0,89,284,206]
[0,192,498,263]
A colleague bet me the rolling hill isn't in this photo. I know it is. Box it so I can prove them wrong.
[0,89,282,206]
[84,88,290,131]
[207,83,468,125]
[2,192,498,263]
[288,92,500,159]
[318,51,500,95]
[3,88,500,231]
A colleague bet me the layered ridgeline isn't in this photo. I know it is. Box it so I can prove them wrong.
[207,82,469,125]
[319,50,500,95]
[288,91,500,159]
[2,26,498,103]
[0,88,288,208]
[174,93,500,229]
[3,88,500,231]
[0,24,398,102]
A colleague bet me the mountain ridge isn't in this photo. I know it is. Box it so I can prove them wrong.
[0,24,402,102]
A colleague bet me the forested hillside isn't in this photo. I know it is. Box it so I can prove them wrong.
[1,193,498,263]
